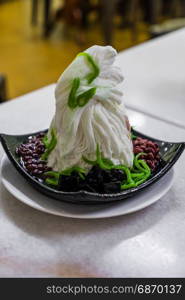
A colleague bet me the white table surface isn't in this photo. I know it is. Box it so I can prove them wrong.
[0,84,185,277]
[117,28,185,129]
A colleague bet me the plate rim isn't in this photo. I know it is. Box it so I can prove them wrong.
[1,154,174,219]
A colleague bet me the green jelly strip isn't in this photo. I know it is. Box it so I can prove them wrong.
[44,146,151,189]
[41,128,57,161]
[44,166,86,186]
[116,165,136,189]
[78,52,100,84]
[131,132,137,140]
[45,171,60,186]
[67,52,100,109]
[42,134,50,148]
[67,78,96,109]
[131,127,137,140]
[82,145,113,170]
[83,146,151,190]
[68,77,80,109]
[77,87,96,107]
[60,166,86,180]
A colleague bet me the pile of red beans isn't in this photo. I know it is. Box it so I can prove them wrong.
[133,137,160,170]
[16,132,51,177]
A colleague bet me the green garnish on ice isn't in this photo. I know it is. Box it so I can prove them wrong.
[44,166,86,186]
[67,52,100,109]
[68,77,80,109]
[44,141,151,190]
[41,128,57,161]
[60,166,86,179]
[77,87,96,107]
[131,132,137,140]
[83,146,151,190]
[77,52,100,84]
[68,78,96,109]
[45,171,60,186]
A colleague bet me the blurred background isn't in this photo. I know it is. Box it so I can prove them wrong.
[0,0,185,102]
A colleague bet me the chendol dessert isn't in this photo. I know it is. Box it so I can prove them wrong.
[16,45,160,193]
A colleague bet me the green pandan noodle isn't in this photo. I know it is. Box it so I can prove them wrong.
[44,166,86,186]
[68,77,81,109]
[41,128,57,161]
[68,78,96,109]
[44,143,151,190]
[67,52,100,109]
[82,146,151,190]
[77,52,100,84]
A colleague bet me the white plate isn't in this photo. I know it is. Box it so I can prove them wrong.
[0,155,174,219]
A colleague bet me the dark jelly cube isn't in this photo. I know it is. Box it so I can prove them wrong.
[103,181,121,193]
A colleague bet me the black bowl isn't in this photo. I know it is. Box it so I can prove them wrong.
[0,129,184,204]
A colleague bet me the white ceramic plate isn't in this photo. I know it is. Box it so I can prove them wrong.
[1,155,174,219]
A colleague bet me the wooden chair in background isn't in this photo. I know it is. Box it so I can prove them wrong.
[100,0,163,44]
[31,0,183,44]
[31,0,52,37]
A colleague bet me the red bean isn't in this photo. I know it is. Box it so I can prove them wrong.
[38,164,44,170]
[132,137,160,171]
[24,155,32,160]
[146,160,155,169]
[147,153,154,160]
[134,147,143,154]
[146,141,155,147]
[45,167,52,171]
[140,145,146,151]
[32,153,39,159]
[32,169,39,175]
[27,164,38,170]
[146,147,156,154]
[133,140,140,146]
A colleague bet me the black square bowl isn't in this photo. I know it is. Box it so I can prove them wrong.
[0,129,184,204]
